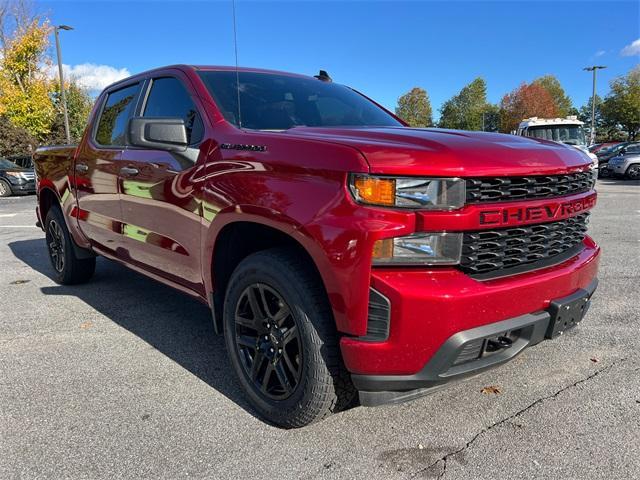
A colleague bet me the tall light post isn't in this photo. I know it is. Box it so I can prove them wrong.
[54,25,73,144]
[583,65,606,145]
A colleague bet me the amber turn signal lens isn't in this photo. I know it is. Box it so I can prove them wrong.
[372,239,394,259]
[353,176,396,206]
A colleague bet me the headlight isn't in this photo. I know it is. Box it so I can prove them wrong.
[5,171,26,182]
[372,232,463,265]
[350,174,465,210]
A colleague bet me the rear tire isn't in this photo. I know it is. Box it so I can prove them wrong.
[45,206,96,285]
[0,180,12,197]
[223,248,355,428]
[626,164,640,180]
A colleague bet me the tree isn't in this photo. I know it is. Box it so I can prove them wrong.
[0,114,36,157]
[47,81,94,144]
[395,87,433,127]
[601,66,640,141]
[438,77,494,131]
[533,75,573,117]
[0,19,55,139]
[578,94,624,142]
[499,83,558,133]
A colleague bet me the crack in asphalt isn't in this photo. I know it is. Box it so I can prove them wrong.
[411,357,629,479]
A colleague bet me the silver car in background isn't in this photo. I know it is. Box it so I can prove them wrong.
[608,144,640,180]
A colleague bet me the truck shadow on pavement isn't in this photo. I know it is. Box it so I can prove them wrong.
[8,238,262,421]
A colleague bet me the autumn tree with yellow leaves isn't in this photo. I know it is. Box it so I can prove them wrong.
[0,19,56,139]
[0,1,93,153]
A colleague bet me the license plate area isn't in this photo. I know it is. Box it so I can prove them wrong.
[546,288,592,339]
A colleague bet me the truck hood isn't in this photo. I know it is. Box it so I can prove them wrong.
[287,126,591,176]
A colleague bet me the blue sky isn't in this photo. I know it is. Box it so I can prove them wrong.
[39,0,639,117]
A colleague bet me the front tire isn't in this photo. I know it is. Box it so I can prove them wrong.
[626,164,640,180]
[45,206,96,285]
[223,248,355,428]
[0,179,12,197]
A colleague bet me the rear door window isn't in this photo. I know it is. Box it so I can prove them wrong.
[143,77,204,145]
[95,83,141,146]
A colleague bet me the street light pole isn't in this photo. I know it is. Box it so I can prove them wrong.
[583,65,606,146]
[54,25,73,144]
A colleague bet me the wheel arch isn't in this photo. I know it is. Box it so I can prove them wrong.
[205,213,336,335]
[38,186,60,224]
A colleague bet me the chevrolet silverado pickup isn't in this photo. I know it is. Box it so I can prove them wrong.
[33,65,600,428]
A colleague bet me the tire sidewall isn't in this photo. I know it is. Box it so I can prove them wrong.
[0,180,12,197]
[627,165,640,179]
[45,207,73,284]
[223,255,329,423]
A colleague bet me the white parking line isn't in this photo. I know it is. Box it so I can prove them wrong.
[0,225,39,228]
[0,213,17,218]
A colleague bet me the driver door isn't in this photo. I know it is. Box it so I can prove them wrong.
[118,74,206,294]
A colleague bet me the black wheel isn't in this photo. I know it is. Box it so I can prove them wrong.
[223,248,355,428]
[598,166,610,178]
[45,206,96,285]
[0,179,12,197]
[626,164,640,180]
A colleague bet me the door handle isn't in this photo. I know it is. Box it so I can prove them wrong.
[75,163,89,174]
[120,166,139,176]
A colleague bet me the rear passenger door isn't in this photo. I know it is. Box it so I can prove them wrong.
[118,74,206,293]
[75,82,142,254]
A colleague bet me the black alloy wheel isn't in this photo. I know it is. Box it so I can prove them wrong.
[234,283,302,399]
[46,218,66,273]
[44,206,96,285]
[223,248,356,428]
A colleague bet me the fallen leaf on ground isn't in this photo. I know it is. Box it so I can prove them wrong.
[10,279,30,285]
[590,357,599,363]
[80,321,93,329]
[481,385,502,395]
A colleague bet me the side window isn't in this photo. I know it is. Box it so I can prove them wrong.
[626,145,640,154]
[143,77,204,145]
[95,83,140,146]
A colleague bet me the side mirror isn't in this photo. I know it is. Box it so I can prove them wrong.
[619,148,627,155]
[128,117,188,152]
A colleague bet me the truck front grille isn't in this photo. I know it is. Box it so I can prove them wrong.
[465,171,595,203]
[460,213,589,277]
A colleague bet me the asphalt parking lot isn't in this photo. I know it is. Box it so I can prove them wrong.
[1,180,639,479]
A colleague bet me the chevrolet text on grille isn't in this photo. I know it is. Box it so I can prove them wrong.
[478,195,597,226]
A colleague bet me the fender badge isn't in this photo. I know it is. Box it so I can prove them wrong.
[220,143,267,152]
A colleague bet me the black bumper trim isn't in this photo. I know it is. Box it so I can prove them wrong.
[354,279,598,406]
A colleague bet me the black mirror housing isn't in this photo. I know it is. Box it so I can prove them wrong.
[128,117,188,151]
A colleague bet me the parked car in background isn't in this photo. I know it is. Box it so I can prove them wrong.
[608,144,640,179]
[7,154,34,169]
[589,142,621,154]
[0,158,36,197]
[598,142,640,177]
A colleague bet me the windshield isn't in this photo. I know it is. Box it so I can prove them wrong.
[525,125,586,146]
[0,158,20,169]
[198,71,402,130]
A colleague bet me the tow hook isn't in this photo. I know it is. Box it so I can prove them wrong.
[486,335,513,352]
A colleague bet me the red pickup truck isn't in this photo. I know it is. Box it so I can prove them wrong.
[34,65,600,428]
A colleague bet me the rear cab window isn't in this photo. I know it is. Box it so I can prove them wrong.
[95,83,141,146]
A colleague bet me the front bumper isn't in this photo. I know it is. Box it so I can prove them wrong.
[353,279,597,406]
[9,180,36,194]
[340,237,600,402]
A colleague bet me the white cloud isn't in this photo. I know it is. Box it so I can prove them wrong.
[621,38,640,56]
[594,49,606,57]
[48,63,131,92]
